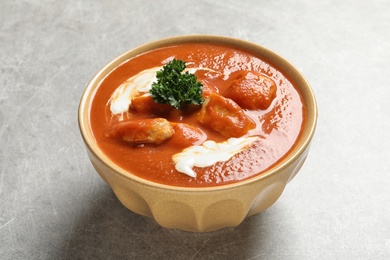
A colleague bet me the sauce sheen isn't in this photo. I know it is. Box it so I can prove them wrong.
[90,44,305,187]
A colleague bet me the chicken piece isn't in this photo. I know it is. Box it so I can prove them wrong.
[131,94,173,116]
[201,82,218,98]
[108,118,174,145]
[225,71,277,110]
[197,93,255,138]
[167,123,207,148]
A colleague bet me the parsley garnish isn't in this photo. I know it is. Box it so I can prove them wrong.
[150,59,204,109]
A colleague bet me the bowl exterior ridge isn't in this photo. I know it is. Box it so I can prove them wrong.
[85,139,310,232]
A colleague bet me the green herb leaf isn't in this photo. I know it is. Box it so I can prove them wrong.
[150,59,204,109]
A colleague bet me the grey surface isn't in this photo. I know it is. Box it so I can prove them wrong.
[1,0,389,259]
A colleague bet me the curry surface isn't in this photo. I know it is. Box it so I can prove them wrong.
[90,44,305,187]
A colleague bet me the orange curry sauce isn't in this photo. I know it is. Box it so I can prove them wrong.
[90,44,306,187]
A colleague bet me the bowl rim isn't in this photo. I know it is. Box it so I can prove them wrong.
[78,34,318,192]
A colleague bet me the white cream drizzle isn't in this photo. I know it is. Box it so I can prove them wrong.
[172,136,258,178]
[108,67,161,115]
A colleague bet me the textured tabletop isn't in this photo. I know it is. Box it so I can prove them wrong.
[1,1,389,259]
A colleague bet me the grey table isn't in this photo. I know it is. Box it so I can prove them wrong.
[1,1,389,259]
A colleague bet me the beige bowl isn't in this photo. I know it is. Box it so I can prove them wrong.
[78,35,317,232]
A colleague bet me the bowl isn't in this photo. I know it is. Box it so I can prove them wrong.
[78,35,317,232]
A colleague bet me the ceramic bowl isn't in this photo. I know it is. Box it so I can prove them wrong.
[78,35,317,232]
